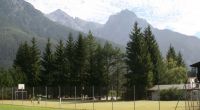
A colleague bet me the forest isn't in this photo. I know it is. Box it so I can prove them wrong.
[0,22,187,99]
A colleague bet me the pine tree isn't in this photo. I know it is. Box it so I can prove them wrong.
[65,33,75,87]
[177,51,185,67]
[41,38,54,86]
[166,44,177,61]
[54,40,68,86]
[13,41,31,84]
[74,33,87,86]
[125,22,153,99]
[144,25,164,85]
[85,31,97,86]
[93,44,106,87]
[29,37,41,86]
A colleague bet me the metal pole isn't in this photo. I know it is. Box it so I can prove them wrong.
[12,87,13,105]
[93,86,94,110]
[158,85,160,110]
[112,86,113,110]
[59,86,61,108]
[184,84,187,110]
[22,88,23,105]
[45,86,47,107]
[133,85,135,110]
[199,86,200,110]
[75,86,77,110]
[33,87,35,106]
[2,87,3,104]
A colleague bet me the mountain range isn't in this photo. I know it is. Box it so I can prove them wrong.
[47,9,200,66]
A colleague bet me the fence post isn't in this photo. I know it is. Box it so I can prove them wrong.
[112,86,113,110]
[33,87,35,106]
[22,88,23,105]
[2,87,3,104]
[12,87,13,105]
[158,85,160,110]
[58,86,61,108]
[45,86,47,107]
[92,86,94,110]
[134,85,135,110]
[75,86,76,110]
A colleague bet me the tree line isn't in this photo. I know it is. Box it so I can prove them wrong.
[0,22,187,100]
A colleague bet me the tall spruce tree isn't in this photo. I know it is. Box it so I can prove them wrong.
[93,44,106,87]
[65,33,75,87]
[13,42,29,84]
[74,33,87,86]
[177,51,185,67]
[85,31,97,86]
[29,38,41,86]
[144,25,164,85]
[125,22,153,99]
[41,38,54,86]
[166,44,176,61]
[54,40,68,86]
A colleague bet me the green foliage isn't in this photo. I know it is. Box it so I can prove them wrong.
[177,52,186,67]
[13,41,31,85]
[166,45,177,61]
[144,25,164,85]
[0,68,14,87]
[13,38,41,86]
[160,58,187,84]
[74,33,87,86]
[85,31,98,86]
[29,38,41,86]
[65,33,75,86]
[160,88,184,100]
[41,38,54,86]
[54,40,68,86]
[160,46,187,84]
[125,22,153,99]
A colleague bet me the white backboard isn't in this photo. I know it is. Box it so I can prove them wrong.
[18,84,25,90]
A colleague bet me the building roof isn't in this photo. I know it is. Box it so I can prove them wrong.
[191,62,200,67]
[148,84,196,91]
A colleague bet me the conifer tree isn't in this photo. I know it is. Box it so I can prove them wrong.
[65,33,75,86]
[74,33,87,86]
[13,41,31,85]
[54,40,68,86]
[41,38,54,86]
[85,31,97,86]
[177,51,185,67]
[29,37,41,86]
[125,22,153,99]
[166,44,176,61]
[144,25,164,85]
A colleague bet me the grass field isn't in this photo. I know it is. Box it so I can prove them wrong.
[0,100,198,110]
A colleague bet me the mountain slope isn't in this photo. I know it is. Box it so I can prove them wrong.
[0,0,81,40]
[0,0,79,68]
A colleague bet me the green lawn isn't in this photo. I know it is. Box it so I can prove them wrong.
[0,104,73,110]
[0,101,198,110]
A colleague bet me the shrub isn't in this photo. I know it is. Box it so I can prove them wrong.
[160,88,184,100]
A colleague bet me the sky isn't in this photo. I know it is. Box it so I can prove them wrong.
[25,0,200,38]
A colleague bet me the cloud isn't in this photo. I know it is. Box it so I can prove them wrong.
[25,0,200,37]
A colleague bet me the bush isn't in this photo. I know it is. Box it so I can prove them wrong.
[160,88,184,100]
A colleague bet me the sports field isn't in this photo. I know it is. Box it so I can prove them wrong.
[0,100,194,110]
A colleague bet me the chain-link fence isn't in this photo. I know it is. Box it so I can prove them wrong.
[0,85,200,110]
